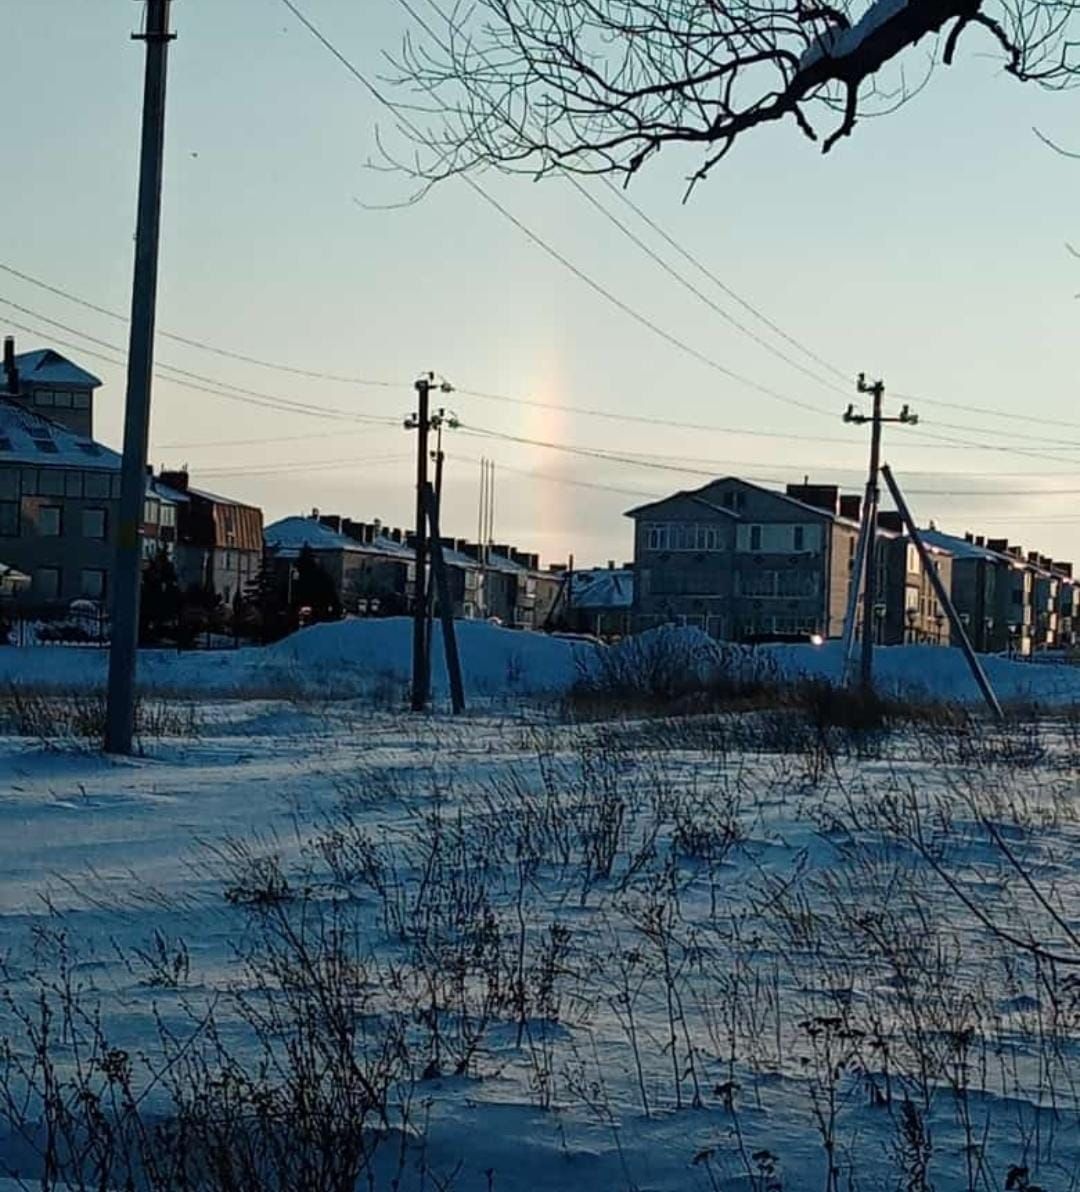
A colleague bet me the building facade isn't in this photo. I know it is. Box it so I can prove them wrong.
[627,478,859,640]
[159,470,263,604]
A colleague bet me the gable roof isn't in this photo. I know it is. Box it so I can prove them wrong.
[626,476,855,524]
[13,349,101,389]
[0,398,119,468]
[264,516,415,560]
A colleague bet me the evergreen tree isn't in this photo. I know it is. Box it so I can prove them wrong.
[292,545,342,624]
[139,548,181,644]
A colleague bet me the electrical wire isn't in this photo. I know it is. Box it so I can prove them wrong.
[0,311,402,428]
[0,261,398,388]
[278,0,832,420]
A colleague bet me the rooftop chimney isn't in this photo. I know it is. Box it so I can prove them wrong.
[3,336,17,396]
[877,511,903,533]
[785,482,840,515]
[160,468,190,493]
[318,514,342,533]
[839,494,862,522]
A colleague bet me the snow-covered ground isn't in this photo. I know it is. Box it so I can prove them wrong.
[3,618,1080,708]
[1,676,1078,1189]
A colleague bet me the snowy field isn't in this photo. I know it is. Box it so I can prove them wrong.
[1,625,1079,1190]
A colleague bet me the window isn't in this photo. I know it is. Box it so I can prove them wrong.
[84,473,110,498]
[35,567,61,599]
[65,472,82,498]
[82,508,106,539]
[643,522,724,553]
[160,504,176,528]
[20,469,36,496]
[80,569,106,600]
[749,525,762,551]
[793,526,805,552]
[38,471,65,497]
[54,391,73,409]
[34,389,55,408]
[143,499,160,525]
[0,472,16,499]
[0,502,18,537]
[39,506,62,537]
[73,392,90,411]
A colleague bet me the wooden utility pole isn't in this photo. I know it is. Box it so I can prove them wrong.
[843,375,917,691]
[105,0,175,755]
[406,374,452,711]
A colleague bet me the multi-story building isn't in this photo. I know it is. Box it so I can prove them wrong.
[0,390,121,609]
[264,514,416,614]
[627,477,860,640]
[159,469,263,604]
[875,514,953,645]
[4,336,98,438]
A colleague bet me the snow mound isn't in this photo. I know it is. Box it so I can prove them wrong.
[265,617,593,698]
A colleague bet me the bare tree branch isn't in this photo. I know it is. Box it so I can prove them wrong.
[388,0,1080,190]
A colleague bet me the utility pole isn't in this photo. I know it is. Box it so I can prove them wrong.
[843,375,917,691]
[105,0,175,755]
[425,407,459,671]
[405,374,452,712]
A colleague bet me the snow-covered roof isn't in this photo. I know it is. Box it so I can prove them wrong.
[0,398,119,469]
[570,568,633,610]
[148,477,189,504]
[13,349,101,389]
[0,562,30,591]
[920,529,1003,563]
[265,516,415,560]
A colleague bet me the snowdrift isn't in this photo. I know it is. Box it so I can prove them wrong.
[0,619,1079,706]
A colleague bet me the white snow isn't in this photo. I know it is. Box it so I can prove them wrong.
[801,0,909,69]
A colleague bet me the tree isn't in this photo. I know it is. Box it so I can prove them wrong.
[239,554,294,644]
[395,0,1080,192]
[139,548,181,644]
[292,546,342,624]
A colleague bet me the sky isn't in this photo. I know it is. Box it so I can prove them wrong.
[3,0,1080,567]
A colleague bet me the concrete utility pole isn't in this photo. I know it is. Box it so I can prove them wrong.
[105,0,175,755]
[405,374,452,712]
[425,407,459,672]
[843,375,917,692]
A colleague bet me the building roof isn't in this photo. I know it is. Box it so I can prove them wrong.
[264,516,415,560]
[0,397,119,468]
[13,349,101,390]
[625,476,859,526]
[148,477,189,504]
[570,568,633,610]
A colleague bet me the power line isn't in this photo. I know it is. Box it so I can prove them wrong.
[279,0,830,420]
[0,309,402,427]
[395,0,848,397]
[0,260,398,388]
